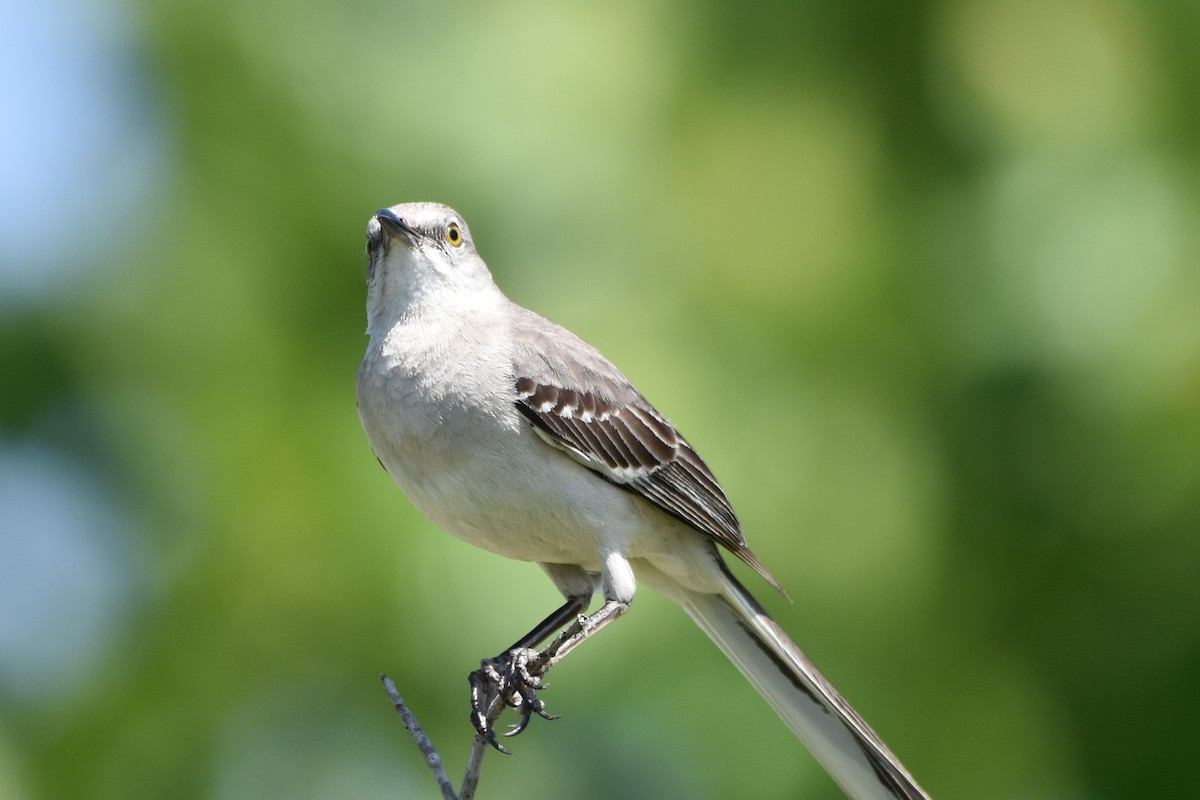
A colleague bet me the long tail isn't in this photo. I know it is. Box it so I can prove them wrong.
[680,567,929,800]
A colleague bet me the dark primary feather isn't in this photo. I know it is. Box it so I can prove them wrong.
[508,307,782,593]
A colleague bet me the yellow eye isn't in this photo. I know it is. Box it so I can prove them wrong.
[445,222,463,247]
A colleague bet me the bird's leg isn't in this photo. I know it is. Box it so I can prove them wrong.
[535,597,629,665]
[469,594,590,752]
[469,596,630,751]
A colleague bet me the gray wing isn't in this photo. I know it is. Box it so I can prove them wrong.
[509,307,781,592]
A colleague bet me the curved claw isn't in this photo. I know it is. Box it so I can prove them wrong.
[479,721,511,754]
[471,701,511,754]
[469,648,555,751]
[505,709,532,738]
[468,665,511,753]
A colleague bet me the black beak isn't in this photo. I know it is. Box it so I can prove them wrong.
[367,208,419,259]
[374,208,416,241]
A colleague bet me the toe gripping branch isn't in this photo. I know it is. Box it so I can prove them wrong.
[468,648,558,753]
[468,598,629,752]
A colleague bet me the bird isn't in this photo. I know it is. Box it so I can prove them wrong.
[356,201,929,799]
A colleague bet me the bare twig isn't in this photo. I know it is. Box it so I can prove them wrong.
[380,675,459,800]
[382,627,576,799]
[381,674,510,800]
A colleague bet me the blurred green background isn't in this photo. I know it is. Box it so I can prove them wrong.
[2,0,1198,798]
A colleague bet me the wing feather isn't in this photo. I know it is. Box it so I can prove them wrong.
[509,306,781,592]
[511,371,782,592]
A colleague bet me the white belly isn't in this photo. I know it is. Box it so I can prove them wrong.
[358,371,642,570]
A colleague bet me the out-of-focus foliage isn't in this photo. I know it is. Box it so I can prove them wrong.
[2,0,1198,798]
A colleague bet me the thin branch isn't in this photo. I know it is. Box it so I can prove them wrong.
[382,626,577,798]
[380,675,459,800]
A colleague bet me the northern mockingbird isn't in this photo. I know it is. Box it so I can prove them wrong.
[356,202,928,800]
